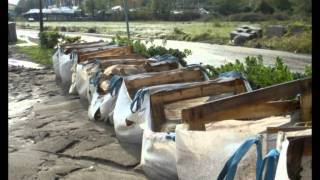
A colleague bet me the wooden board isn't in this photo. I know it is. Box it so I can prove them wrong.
[87,54,146,62]
[60,40,104,49]
[63,42,107,54]
[182,78,311,130]
[78,46,133,63]
[144,61,179,72]
[150,78,247,132]
[300,89,312,122]
[99,59,148,68]
[124,68,205,97]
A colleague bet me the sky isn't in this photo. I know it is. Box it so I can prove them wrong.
[8,0,19,5]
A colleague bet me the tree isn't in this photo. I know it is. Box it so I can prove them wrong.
[84,0,95,16]
[149,0,174,19]
[270,0,292,11]
[255,0,275,14]
[291,0,311,17]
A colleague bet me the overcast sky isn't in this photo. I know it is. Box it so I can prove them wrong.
[9,0,19,5]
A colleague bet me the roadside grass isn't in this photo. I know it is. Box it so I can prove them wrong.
[9,39,28,45]
[16,20,311,53]
[16,45,54,65]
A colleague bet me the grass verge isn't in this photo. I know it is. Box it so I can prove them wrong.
[9,39,28,45]
[16,45,54,65]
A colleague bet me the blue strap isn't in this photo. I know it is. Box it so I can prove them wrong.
[108,75,123,96]
[130,88,149,113]
[186,64,210,77]
[218,71,253,92]
[257,149,280,180]
[165,132,176,141]
[150,54,179,62]
[89,70,101,87]
[217,137,262,180]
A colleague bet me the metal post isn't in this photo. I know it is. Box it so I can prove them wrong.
[123,0,130,39]
[39,0,44,32]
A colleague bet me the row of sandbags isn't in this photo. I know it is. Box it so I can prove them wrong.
[52,40,312,180]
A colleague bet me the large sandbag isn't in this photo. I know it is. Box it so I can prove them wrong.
[75,60,100,103]
[175,116,292,180]
[140,130,177,180]
[52,48,64,82]
[59,52,73,89]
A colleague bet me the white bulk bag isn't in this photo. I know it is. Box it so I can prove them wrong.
[68,53,79,95]
[52,48,61,81]
[113,81,146,143]
[140,130,177,180]
[75,61,100,102]
[88,75,122,124]
[175,116,291,180]
[274,138,290,180]
[59,52,73,88]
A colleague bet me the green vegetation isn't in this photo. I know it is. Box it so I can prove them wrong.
[111,35,191,66]
[205,55,311,90]
[39,31,82,48]
[17,45,54,65]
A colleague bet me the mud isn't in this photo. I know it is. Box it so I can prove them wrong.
[9,56,146,179]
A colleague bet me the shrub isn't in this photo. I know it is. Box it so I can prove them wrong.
[39,31,61,49]
[272,11,289,20]
[111,35,191,66]
[60,35,81,44]
[204,55,304,90]
[255,0,275,14]
[87,27,97,33]
[228,12,269,22]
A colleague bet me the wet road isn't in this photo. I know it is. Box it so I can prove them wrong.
[17,29,311,73]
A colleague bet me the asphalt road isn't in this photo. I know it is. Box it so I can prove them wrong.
[17,28,311,73]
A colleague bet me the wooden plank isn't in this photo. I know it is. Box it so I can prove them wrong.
[150,96,167,132]
[100,59,148,68]
[63,42,107,54]
[88,54,145,61]
[61,40,104,49]
[267,126,311,134]
[300,89,312,122]
[287,137,304,179]
[125,68,205,96]
[150,79,247,132]
[151,79,245,105]
[144,61,179,72]
[78,46,133,63]
[182,78,311,130]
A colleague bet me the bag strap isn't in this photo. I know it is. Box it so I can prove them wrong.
[217,137,262,180]
[130,88,149,113]
[108,75,123,96]
[257,149,280,180]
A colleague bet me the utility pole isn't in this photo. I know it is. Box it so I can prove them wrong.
[123,0,130,39]
[39,0,44,32]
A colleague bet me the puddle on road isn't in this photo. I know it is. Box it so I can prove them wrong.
[9,58,44,69]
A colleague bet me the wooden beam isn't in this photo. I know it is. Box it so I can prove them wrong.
[78,46,133,63]
[125,68,205,96]
[267,126,311,134]
[150,78,247,132]
[62,41,107,54]
[182,78,311,130]
[144,61,179,72]
[300,89,312,122]
[99,59,148,68]
[88,54,145,62]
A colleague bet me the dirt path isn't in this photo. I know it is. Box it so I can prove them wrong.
[17,28,311,73]
[8,50,147,179]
